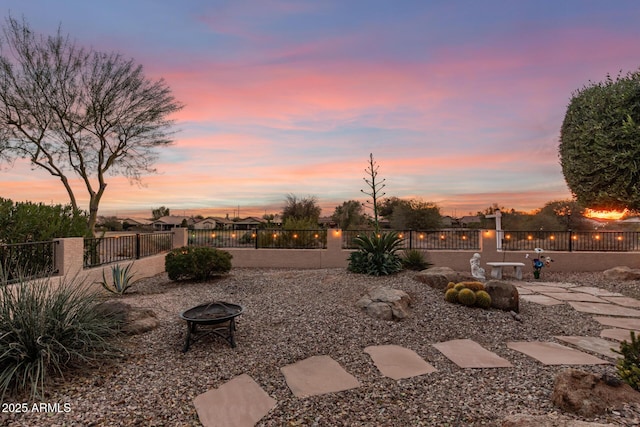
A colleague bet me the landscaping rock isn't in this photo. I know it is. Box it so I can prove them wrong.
[485,280,519,313]
[551,368,640,417]
[356,286,412,320]
[95,300,160,335]
[501,414,616,426]
[414,266,459,290]
[604,266,640,281]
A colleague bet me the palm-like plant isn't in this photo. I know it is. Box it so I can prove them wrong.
[347,231,404,276]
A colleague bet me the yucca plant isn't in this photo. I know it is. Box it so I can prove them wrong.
[347,231,404,276]
[0,275,121,400]
[100,263,137,295]
[401,249,431,271]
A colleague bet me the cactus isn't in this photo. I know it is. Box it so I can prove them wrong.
[475,290,492,309]
[446,282,456,290]
[444,288,459,303]
[457,288,476,306]
[454,283,466,291]
[458,281,485,291]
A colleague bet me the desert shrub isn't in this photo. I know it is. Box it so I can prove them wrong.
[165,246,232,281]
[457,288,476,306]
[0,276,120,400]
[347,232,404,276]
[444,288,459,303]
[614,331,640,390]
[475,290,492,309]
[99,263,137,295]
[401,249,431,271]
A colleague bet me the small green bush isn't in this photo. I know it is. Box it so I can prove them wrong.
[444,288,459,303]
[165,246,233,281]
[475,290,492,309]
[401,249,431,271]
[614,331,640,390]
[457,288,476,306]
[0,276,120,400]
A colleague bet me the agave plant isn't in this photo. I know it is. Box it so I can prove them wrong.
[347,231,404,276]
[100,263,137,295]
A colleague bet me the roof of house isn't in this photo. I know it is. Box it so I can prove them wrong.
[152,215,194,225]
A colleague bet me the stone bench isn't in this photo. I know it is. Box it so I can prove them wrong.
[486,262,525,280]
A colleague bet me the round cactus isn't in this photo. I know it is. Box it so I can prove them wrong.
[444,288,459,303]
[475,290,492,309]
[446,282,456,290]
[453,283,466,291]
[459,281,485,292]
[457,288,476,306]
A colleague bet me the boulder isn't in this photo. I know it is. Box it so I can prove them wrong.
[551,368,640,418]
[501,414,616,427]
[603,266,640,281]
[95,300,160,335]
[356,286,412,321]
[484,280,519,313]
[414,267,460,290]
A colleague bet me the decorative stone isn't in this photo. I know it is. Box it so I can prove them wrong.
[603,266,640,281]
[356,286,412,320]
[484,280,519,313]
[551,368,640,417]
[95,300,159,335]
[501,414,617,427]
[414,266,459,290]
[470,252,486,280]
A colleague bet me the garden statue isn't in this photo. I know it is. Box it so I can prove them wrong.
[470,253,486,280]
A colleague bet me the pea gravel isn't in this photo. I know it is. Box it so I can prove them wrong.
[3,268,640,426]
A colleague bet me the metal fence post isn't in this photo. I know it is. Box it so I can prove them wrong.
[136,233,141,259]
[255,228,259,249]
[568,230,573,252]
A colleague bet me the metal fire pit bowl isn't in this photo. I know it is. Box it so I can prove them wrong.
[179,302,244,352]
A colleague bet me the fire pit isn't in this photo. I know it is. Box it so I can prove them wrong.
[179,302,244,352]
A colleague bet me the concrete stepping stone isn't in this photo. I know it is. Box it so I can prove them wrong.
[280,355,360,398]
[520,294,564,306]
[515,286,534,295]
[507,341,609,365]
[554,336,620,359]
[570,286,623,297]
[432,339,512,368]
[600,328,640,342]
[568,301,640,317]
[364,345,437,380]
[593,316,640,330]
[518,284,570,293]
[537,291,605,303]
[601,296,640,308]
[194,374,276,427]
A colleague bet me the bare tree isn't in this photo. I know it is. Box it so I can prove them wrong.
[361,153,386,232]
[0,17,183,232]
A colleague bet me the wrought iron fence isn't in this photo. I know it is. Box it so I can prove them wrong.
[84,232,173,268]
[342,229,481,250]
[502,230,640,252]
[188,229,328,249]
[0,240,58,284]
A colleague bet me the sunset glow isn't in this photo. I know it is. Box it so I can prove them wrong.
[584,209,629,220]
[1,1,639,218]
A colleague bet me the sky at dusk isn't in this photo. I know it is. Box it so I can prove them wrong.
[1,1,639,219]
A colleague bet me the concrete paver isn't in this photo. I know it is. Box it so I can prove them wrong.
[281,355,360,398]
[554,336,620,359]
[515,286,534,295]
[432,339,512,368]
[601,296,640,308]
[194,374,277,427]
[600,328,640,342]
[537,291,605,303]
[521,294,564,306]
[568,301,640,317]
[518,284,571,293]
[593,316,640,330]
[364,345,437,380]
[570,287,623,297]
[507,341,609,365]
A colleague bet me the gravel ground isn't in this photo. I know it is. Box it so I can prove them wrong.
[4,268,640,426]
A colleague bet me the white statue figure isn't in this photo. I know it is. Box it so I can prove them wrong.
[470,252,486,280]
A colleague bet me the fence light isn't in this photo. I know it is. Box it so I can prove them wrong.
[549,235,555,240]
[251,233,256,238]
[617,236,623,241]
[572,235,578,240]
[398,234,404,239]
[505,234,511,240]
[419,234,424,239]
[462,235,467,240]
[440,235,445,240]
[527,235,533,240]
[314,234,319,239]
[594,235,600,240]
[211,233,216,238]
[293,234,298,239]
[231,234,236,238]
[273,234,277,239]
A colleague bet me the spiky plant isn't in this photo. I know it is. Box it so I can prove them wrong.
[347,232,404,276]
[614,331,640,390]
[475,290,492,309]
[100,263,137,295]
[457,288,476,306]
[401,249,432,271]
[444,288,459,303]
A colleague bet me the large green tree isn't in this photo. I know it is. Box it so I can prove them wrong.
[380,197,442,230]
[331,200,369,230]
[281,194,321,223]
[559,69,640,211]
[0,17,183,233]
